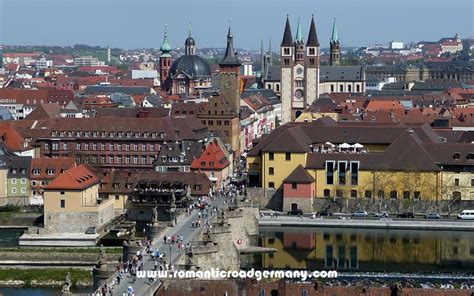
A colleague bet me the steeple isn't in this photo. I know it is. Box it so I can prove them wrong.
[295,17,303,43]
[330,17,339,43]
[281,15,293,46]
[219,26,241,66]
[260,37,265,74]
[306,14,319,46]
[268,37,273,66]
[160,24,172,55]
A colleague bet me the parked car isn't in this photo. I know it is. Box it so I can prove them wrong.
[287,209,303,216]
[425,212,441,219]
[352,210,368,218]
[316,209,333,216]
[374,212,389,218]
[457,210,474,220]
[397,212,415,218]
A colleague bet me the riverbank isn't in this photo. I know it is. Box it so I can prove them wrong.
[258,216,474,231]
[0,268,91,288]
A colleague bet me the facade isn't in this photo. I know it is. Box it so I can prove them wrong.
[280,16,320,123]
[43,164,114,233]
[282,164,315,212]
[191,140,230,188]
[17,117,208,170]
[154,141,202,173]
[6,156,31,201]
[36,59,53,69]
[30,157,76,200]
[319,66,366,95]
[74,56,100,66]
[248,118,473,202]
[197,96,240,156]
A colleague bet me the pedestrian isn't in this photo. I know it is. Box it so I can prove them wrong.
[175,217,178,225]
[163,235,167,244]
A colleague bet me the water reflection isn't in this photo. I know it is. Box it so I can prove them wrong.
[0,229,25,247]
[258,227,474,273]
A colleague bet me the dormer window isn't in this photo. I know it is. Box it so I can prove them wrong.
[51,131,57,137]
[453,153,461,160]
[47,169,55,175]
[159,132,165,138]
[32,169,40,176]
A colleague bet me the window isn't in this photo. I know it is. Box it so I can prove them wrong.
[364,190,372,198]
[60,199,65,208]
[142,144,147,151]
[142,156,147,164]
[21,188,26,194]
[269,167,274,175]
[414,191,421,199]
[93,143,97,150]
[84,143,89,150]
[260,288,266,296]
[76,143,81,150]
[62,143,68,150]
[453,153,461,160]
[452,191,461,199]
[115,195,120,200]
[472,179,474,187]
[224,120,230,126]
[390,191,398,199]
[125,156,130,164]
[330,85,334,92]
[285,153,291,161]
[217,120,222,125]
[403,191,410,199]
[268,182,275,188]
[101,144,105,150]
[11,188,17,194]
[283,48,290,55]
[109,144,114,151]
[32,169,40,176]
[339,85,344,92]
[133,156,138,164]
[11,178,16,184]
[338,161,347,185]
[323,189,330,197]
[454,178,460,186]
[350,190,357,198]
[292,183,297,190]
[109,156,114,163]
[269,152,274,160]
[52,142,59,151]
[309,48,315,55]
[207,120,214,125]
[350,162,359,185]
[326,161,335,185]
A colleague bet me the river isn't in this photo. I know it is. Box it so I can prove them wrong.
[256,226,474,274]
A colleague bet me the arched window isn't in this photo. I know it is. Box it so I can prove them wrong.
[323,189,331,197]
[452,191,462,199]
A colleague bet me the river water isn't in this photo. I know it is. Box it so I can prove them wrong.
[256,226,474,274]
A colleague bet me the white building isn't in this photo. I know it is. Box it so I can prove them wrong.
[36,59,53,69]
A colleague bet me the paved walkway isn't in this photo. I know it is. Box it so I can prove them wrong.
[110,193,228,296]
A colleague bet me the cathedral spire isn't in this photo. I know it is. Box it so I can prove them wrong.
[219,26,241,66]
[306,14,319,46]
[295,17,303,42]
[281,15,293,46]
[268,37,273,66]
[330,17,339,43]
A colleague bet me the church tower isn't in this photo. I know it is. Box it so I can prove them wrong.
[329,17,341,66]
[280,15,320,123]
[280,15,294,124]
[219,26,242,113]
[305,14,320,106]
[159,24,173,86]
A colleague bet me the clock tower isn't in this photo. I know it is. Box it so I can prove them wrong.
[219,26,242,113]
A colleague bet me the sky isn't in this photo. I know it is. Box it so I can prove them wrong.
[0,0,473,50]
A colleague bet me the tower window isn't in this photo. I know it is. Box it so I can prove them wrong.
[284,48,290,55]
[284,58,290,65]
[309,58,315,65]
[309,48,315,55]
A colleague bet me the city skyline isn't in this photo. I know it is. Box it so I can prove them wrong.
[0,0,472,51]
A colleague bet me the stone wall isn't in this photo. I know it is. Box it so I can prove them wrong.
[45,205,113,233]
[249,187,474,214]
[283,197,312,213]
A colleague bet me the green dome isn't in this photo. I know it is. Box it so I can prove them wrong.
[160,25,172,53]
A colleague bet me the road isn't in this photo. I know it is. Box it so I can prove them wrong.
[110,192,228,296]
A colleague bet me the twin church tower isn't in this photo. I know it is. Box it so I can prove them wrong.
[280,16,341,123]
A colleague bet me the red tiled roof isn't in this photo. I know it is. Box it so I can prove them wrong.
[191,141,229,170]
[0,88,74,105]
[30,157,76,180]
[45,164,100,190]
[0,122,26,151]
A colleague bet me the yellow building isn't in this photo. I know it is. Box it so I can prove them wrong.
[248,118,474,202]
[43,164,115,233]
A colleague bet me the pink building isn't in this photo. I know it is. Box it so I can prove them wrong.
[282,165,315,213]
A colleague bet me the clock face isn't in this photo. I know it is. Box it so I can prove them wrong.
[295,89,304,98]
[296,68,303,75]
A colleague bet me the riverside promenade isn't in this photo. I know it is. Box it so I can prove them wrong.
[259,216,474,231]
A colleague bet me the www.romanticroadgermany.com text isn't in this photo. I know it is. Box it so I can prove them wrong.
[137,268,338,281]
